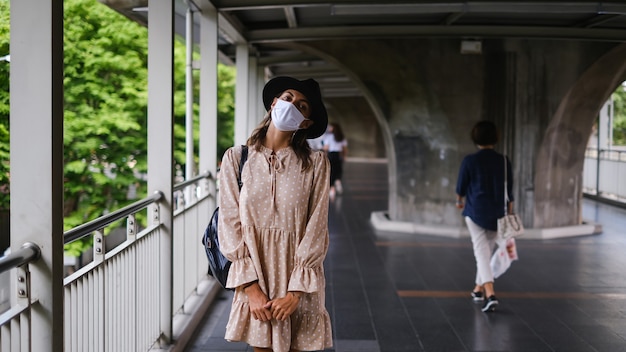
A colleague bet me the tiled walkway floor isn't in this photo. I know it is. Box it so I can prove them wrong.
[186,160,626,352]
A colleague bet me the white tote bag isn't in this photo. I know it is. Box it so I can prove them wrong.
[497,155,524,239]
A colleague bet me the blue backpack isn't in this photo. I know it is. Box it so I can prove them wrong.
[202,146,248,289]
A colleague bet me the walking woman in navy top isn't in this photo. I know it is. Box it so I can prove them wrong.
[455,120,514,313]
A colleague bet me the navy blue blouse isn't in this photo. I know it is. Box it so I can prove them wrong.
[456,148,513,231]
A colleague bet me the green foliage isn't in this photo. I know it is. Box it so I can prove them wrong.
[218,65,236,159]
[63,0,149,237]
[172,46,236,170]
[0,0,10,210]
[0,0,236,255]
[612,84,626,146]
[0,123,8,209]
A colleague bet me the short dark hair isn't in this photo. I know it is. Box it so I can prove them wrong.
[471,120,499,146]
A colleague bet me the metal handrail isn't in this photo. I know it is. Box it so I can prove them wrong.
[173,171,212,192]
[0,242,41,275]
[63,191,164,244]
[586,147,626,160]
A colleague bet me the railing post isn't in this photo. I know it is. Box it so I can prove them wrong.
[127,214,137,241]
[93,230,104,264]
[15,265,30,306]
[198,4,219,213]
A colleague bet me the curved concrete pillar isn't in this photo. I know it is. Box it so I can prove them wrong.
[280,38,625,234]
[534,43,626,228]
[304,39,482,226]
[285,42,398,214]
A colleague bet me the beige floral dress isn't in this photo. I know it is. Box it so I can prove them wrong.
[217,145,333,352]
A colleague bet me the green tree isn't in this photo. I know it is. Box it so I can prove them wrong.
[0,0,10,210]
[217,64,235,159]
[0,0,235,240]
[612,84,626,146]
[63,0,150,235]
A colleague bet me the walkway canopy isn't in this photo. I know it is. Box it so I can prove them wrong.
[105,1,626,99]
[94,1,626,234]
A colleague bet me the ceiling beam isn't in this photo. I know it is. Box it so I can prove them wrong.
[268,64,344,78]
[258,53,319,65]
[211,1,626,14]
[284,6,298,28]
[247,25,626,43]
[575,14,623,28]
[330,2,626,16]
[217,12,247,44]
[321,87,363,98]
[442,12,465,26]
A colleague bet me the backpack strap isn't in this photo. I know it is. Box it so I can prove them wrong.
[237,145,248,191]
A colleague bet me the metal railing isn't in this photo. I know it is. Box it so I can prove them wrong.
[584,148,626,204]
[58,171,214,351]
[171,172,215,314]
[0,242,42,351]
[0,242,41,275]
[63,191,165,352]
[64,191,165,244]
[173,171,211,192]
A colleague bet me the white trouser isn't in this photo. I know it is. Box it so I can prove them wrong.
[465,216,498,286]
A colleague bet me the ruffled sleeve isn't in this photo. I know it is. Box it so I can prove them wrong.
[217,146,258,289]
[288,151,330,293]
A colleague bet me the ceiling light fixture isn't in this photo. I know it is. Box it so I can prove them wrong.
[460,40,482,54]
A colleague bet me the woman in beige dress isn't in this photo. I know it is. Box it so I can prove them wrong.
[218,76,333,352]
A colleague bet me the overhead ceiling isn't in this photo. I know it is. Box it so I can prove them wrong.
[104,1,626,97]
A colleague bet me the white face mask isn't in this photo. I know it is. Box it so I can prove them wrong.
[271,99,307,132]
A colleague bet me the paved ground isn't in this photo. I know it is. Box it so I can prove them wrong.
[186,160,626,352]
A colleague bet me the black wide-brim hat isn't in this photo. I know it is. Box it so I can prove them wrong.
[262,76,328,139]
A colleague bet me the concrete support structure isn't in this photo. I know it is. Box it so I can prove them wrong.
[147,0,175,345]
[247,56,263,137]
[93,1,623,234]
[234,44,250,146]
[296,38,626,230]
[10,1,65,350]
[198,5,219,210]
[534,43,626,228]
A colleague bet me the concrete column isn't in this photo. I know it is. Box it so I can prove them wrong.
[247,56,259,137]
[304,38,626,231]
[482,51,533,224]
[256,64,266,128]
[234,44,250,145]
[147,0,174,345]
[534,43,626,227]
[198,5,218,207]
[10,0,64,350]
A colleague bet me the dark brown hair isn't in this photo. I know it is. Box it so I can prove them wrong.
[471,120,499,146]
[331,123,345,142]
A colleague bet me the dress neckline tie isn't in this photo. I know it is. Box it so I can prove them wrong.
[268,153,285,211]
